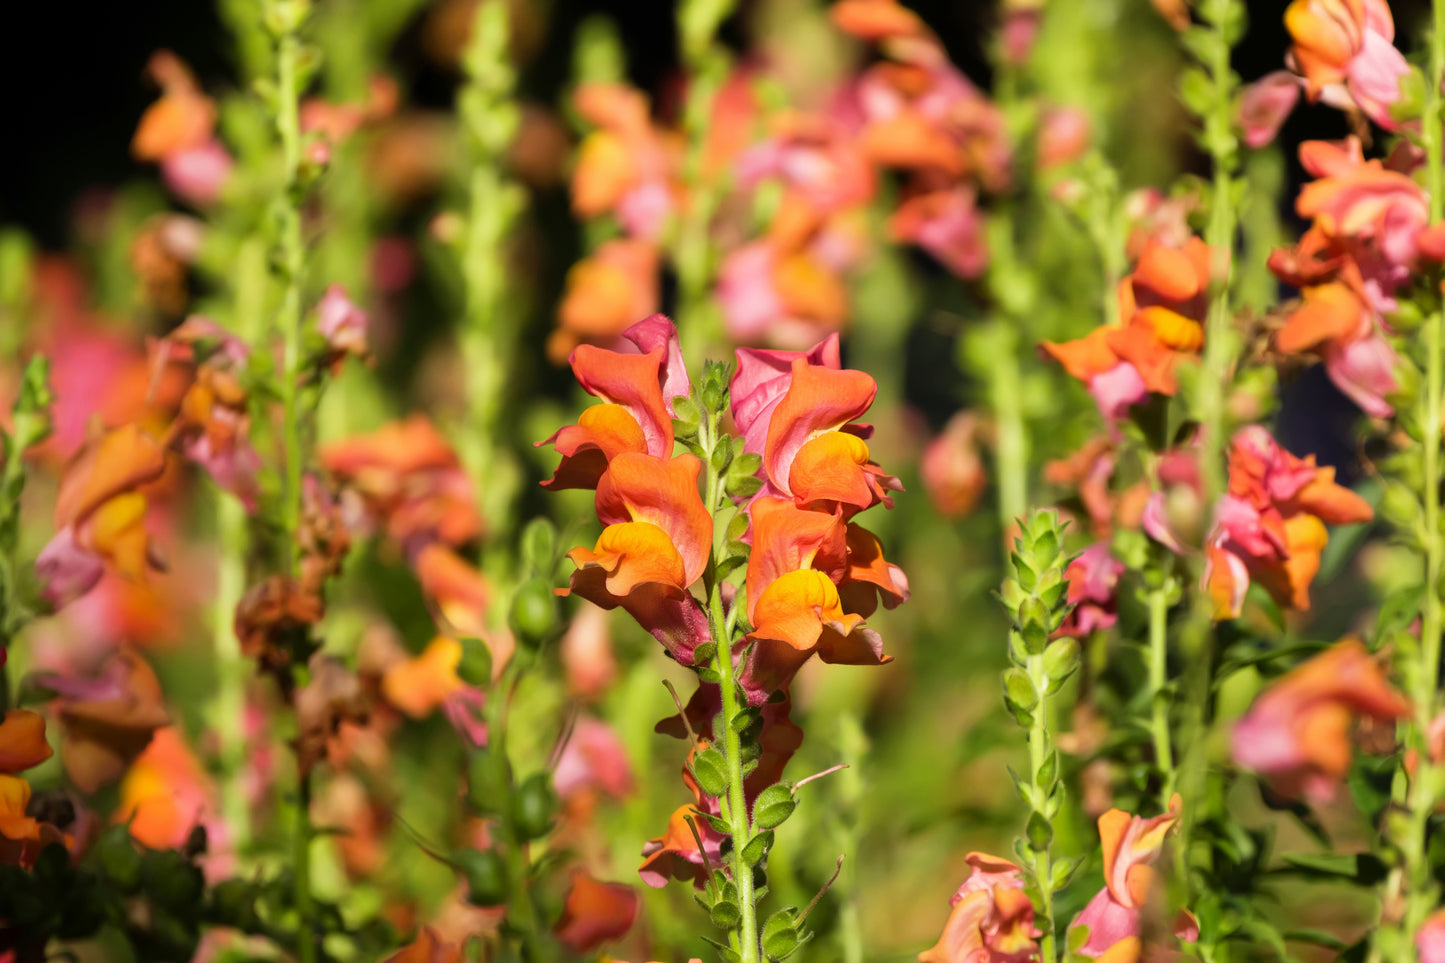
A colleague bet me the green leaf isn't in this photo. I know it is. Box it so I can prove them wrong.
[1026,812,1053,852]
[673,396,702,426]
[727,474,764,498]
[762,908,801,960]
[1050,856,1077,890]
[1002,667,1037,711]
[1042,638,1080,683]
[740,830,773,867]
[691,748,729,798]
[1275,852,1387,885]
[754,795,796,831]
[709,897,741,929]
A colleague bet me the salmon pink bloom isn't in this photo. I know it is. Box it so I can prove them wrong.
[638,744,728,889]
[116,726,221,853]
[553,870,639,952]
[316,284,371,362]
[921,411,987,520]
[540,315,688,490]
[381,927,462,963]
[1239,71,1302,148]
[889,186,988,279]
[735,111,875,219]
[1231,638,1408,800]
[1268,225,1399,416]
[1285,0,1409,129]
[1296,137,1427,273]
[1204,427,1373,619]
[132,51,233,205]
[381,637,487,746]
[1059,542,1125,638]
[321,415,482,552]
[1069,796,1182,959]
[717,232,855,349]
[1419,909,1445,963]
[565,453,713,665]
[37,424,169,608]
[918,852,1039,963]
[553,717,635,802]
[730,335,842,458]
[570,83,680,241]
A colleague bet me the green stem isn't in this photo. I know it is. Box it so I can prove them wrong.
[700,412,760,963]
[1380,0,1445,952]
[212,495,250,848]
[990,327,1029,533]
[486,660,553,962]
[1025,651,1057,963]
[270,13,314,959]
[1147,584,1176,805]
[275,25,307,575]
[293,772,315,960]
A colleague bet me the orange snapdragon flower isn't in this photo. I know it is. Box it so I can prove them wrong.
[321,415,482,551]
[540,318,688,490]
[553,870,639,952]
[0,711,66,869]
[1268,224,1398,417]
[1069,796,1186,960]
[36,424,169,609]
[553,239,662,361]
[738,497,898,701]
[565,453,714,665]
[1042,238,1213,420]
[1204,427,1373,619]
[919,853,1039,963]
[570,83,682,238]
[37,648,170,793]
[132,51,216,162]
[1232,638,1408,799]
[762,359,901,514]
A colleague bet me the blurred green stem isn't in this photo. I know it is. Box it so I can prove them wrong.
[1377,0,1445,954]
[457,0,524,549]
[1147,583,1175,805]
[672,0,734,349]
[268,6,315,957]
[486,658,554,963]
[989,326,1028,533]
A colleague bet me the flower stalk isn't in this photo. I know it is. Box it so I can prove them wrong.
[698,397,761,963]
[1000,510,1081,963]
[1377,0,1445,953]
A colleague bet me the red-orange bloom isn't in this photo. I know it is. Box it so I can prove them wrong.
[552,239,661,362]
[38,648,171,793]
[321,415,482,551]
[540,321,686,490]
[1295,137,1427,267]
[1042,238,1212,417]
[738,497,892,702]
[763,359,900,514]
[0,710,53,774]
[553,870,639,952]
[566,453,713,664]
[1069,795,1183,959]
[1204,426,1373,618]
[1232,638,1408,799]
[132,51,216,161]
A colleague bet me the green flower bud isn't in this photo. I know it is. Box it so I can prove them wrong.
[511,772,558,842]
[456,637,494,688]
[510,577,558,648]
[455,848,510,907]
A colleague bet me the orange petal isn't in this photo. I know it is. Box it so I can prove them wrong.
[594,453,711,586]
[0,711,52,775]
[382,637,463,718]
[569,522,688,596]
[1040,327,1121,382]
[56,425,168,528]
[1276,282,1366,354]
[765,360,877,495]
